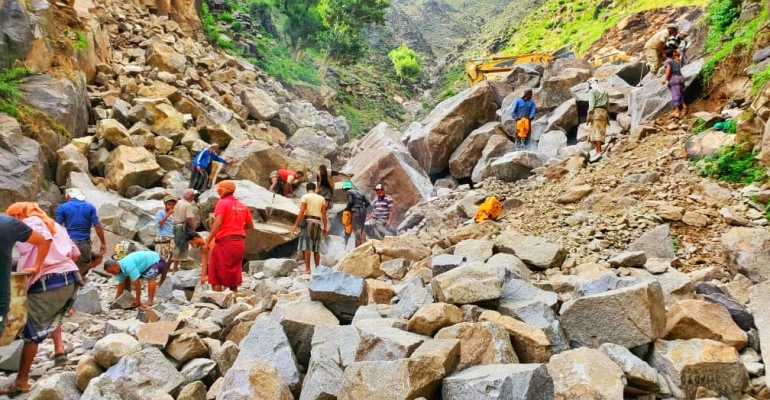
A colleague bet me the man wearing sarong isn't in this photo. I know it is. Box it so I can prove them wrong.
[205,181,253,292]
[54,188,106,280]
[4,202,81,396]
[510,89,536,149]
[364,184,395,241]
[291,182,328,274]
[170,189,198,272]
[343,181,370,247]
[586,77,610,162]
[154,196,176,264]
[662,48,686,118]
[104,250,169,308]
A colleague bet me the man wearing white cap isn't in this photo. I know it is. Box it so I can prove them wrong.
[644,23,678,75]
[54,188,106,278]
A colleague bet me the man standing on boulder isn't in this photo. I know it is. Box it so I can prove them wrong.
[268,169,304,198]
[586,77,609,163]
[644,23,678,76]
[54,188,107,280]
[205,181,253,292]
[190,143,230,192]
[170,189,198,272]
[364,183,395,240]
[510,89,536,150]
[343,181,370,247]
[290,182,328,274]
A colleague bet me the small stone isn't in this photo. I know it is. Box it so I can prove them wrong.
[166,333,208,363]
[76,355,103,392]
[608,251,647,268]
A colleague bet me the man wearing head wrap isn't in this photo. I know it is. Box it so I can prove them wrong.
[170,189,199,272]
[644,23,678,75]
[54,188,106,279]
[154,196,177,264]
[4,202,81,395]
[586,77,609,161]
[205,181,253,291]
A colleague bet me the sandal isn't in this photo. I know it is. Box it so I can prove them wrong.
[53,353,67,366]
[0,382,30,396]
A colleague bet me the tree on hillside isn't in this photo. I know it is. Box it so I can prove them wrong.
[317,0,390,84]
[388,44,421,82]
[275,0,325,61]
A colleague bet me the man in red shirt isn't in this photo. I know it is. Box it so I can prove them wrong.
[268,169,304,197]
[205,181,253,292]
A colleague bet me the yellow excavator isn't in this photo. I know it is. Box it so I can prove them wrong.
[465,50,629,86]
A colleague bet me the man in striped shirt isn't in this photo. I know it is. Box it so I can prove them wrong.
[364,183,395,240]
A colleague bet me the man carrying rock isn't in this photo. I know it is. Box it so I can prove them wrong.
[54,188,107,280]
[170,189,198,272]
[586,77,609,162]
[291,182,328,274]
[205,181,253,292]
[343,181,370,247]
[510,89,536,150]
[190,143,231,192]
[104,250,169,308]
[644,23,678,75]
[268,169,304,198]
[364,183,395,241]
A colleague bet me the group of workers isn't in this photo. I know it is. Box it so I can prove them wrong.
[508,20,691,160]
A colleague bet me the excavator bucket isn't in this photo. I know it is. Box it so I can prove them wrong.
[0,273,30,346]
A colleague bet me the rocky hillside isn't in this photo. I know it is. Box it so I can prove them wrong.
[3,0,770,398]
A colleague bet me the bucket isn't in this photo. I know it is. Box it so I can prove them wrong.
[0,273,30,346]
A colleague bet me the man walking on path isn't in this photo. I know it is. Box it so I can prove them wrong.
[291,182,328,274]
[104,251,169,308]
[205,181,253,292]
[586,77,609,162]
[190,143,231,192]
[154,196,176,264]
[269,169,304,197]
[364,184,395,241]
[55,188,107,279]
[644,23,678,75]
[343,181,370,247]
[170,189,198,272]
[510,89,536,150]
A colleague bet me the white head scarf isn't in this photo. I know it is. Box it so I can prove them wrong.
[66,188,86,201]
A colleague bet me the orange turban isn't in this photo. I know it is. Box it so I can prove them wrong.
[216,180,236,197]
[6,202,56,235]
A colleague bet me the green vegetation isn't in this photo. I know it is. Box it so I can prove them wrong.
[250,40,320,85]
[690,118,709,135]
[752,63,770,95]
[388,45,421,82]
[701,1,766,83]
[704,0,739,53]
[71,30,88,53]
[0,67,30,118]
[696,144,768,185]
[275,0,325,60]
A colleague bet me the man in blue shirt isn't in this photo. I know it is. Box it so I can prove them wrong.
[189,143,231,192]
[510,89,536,149]
[54,188,106,278]
[104,250,168,308]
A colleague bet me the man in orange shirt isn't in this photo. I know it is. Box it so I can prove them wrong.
[268,169,304,197]
[205,181,253,292]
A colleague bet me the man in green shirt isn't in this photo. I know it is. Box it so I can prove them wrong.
[586,77,609,162]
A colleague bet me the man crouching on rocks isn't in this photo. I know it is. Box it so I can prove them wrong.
[104,251,169,308]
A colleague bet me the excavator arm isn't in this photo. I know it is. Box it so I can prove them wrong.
[465,53,552,86]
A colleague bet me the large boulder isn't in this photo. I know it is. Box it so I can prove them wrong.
[751,281,770,384]
[308,267,368,324]
[442,364,554,400]
[146,40,187,74]
[487,151,547,183]
[344,123,432,225]
[649,339,748,399]
[448,122,504,179]
[407,83,497,174]
[664,299,747,350]
[628,224,676,260]
[286,127,338,157]
[479,310,552,364]
[270,301,339,366]
[18,73,89,137]
[431,262,503,305]
[559,281,666,349]
[530,99,579,144]
[435,322,518,370]
[55,144,89,186]
[104,146,163,196]
[629,59,704,132]
[495,232,566,269]
[240,88,280,121]
[310,325,360,368]
[105,347,186,400]
[407,303,464,336]
[546,348,626,400]
[598,343,660,393]
[470,134,514,183]
[498,298,568,354]
[26,372,80,400]
[338,356,446,400]
[533,68,591,109]
[537,130,568,159]
[92,334,142,369]
[721,227,770,283]
[355,325,429,362]
[684,130,736,160]
[0,114,44,209]
[334,241,383,279]
[300,359,344,400]
[217,360,294,400]
[388,278,434,320]
[96,119,132,147]
[221,139,305,189]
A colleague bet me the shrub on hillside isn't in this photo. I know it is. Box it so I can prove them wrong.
[388,45,421,82]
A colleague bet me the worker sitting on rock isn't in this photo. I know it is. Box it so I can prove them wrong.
[268,169,304,198]
[510,89,536,150]
[644,23,678,76]
[189,143,231,192]
[586,77,609,162]
[104,250,169,308]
